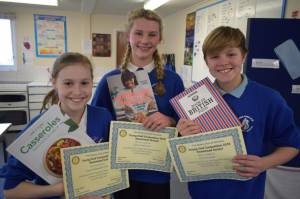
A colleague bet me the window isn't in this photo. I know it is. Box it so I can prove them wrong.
[0,13,16,71]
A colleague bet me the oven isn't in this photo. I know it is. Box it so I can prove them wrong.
[0,83,29,132]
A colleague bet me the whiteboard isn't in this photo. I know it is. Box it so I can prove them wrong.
[191,0,286,82]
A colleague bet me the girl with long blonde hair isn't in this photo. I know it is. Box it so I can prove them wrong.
[92,8,184,199]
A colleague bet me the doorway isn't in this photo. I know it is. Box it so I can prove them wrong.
[116,31,128,67]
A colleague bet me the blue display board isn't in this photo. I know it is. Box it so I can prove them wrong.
[245,18,300,167]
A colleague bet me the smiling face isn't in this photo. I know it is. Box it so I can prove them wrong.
[202,26,248,92]
[52,64,93,118]
[205,47,246,91]
[128,18,161,66]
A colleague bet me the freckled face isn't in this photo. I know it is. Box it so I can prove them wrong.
[205,47,246,91]
[52,64,93,116]
[128,18,161,65]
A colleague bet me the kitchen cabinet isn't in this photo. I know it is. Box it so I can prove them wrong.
[27,82,52,120]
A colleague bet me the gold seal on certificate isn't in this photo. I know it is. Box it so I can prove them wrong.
[167,127,249,182]
[109,121,178,172]
[61,142,129,199]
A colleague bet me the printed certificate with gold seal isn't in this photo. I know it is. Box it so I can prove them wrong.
[61,142,129,199]
[110,121,178,172]
[167,127,249,182]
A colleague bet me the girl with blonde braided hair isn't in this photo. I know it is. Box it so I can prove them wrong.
[92,8,184,199]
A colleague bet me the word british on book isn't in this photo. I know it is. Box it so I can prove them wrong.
[170,77,241,132]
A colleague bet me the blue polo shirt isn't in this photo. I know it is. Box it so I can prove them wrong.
[188,75,300,199]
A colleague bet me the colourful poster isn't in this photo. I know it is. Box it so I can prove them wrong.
[34,14,67,57]
[184,12,196,66]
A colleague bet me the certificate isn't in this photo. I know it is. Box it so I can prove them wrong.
[61,143,129,199]
[110,121,178,172]
[167,127,249,182]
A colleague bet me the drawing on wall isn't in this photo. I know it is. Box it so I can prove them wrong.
[184,12,196,66]
[34,14,67,57]
[22,36,34,65]
[92,33,111,57]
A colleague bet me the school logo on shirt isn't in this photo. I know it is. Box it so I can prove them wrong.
[239,115,254,133]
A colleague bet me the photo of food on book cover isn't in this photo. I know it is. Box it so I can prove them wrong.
[107,69,158,122]
[6,105,95,184]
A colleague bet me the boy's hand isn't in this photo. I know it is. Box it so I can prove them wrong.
[176,119,201,136]
[232,154,267,178]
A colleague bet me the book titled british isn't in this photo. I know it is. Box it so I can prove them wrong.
[170,77,241,132]
[107,69,158,122]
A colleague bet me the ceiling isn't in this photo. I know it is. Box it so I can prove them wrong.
[0,0,205,16]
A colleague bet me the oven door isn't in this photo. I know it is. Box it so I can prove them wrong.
[0,92,28,108]
[0,107,29,131]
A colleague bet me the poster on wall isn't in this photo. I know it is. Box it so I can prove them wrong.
[92,33,111,57]
[183,12,196,66]
[34,14,67,58]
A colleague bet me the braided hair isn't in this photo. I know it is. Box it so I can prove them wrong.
[120,8,165,96]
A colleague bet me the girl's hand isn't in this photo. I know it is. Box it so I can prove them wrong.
[232,154,267,178]
[176,119,201,136]
[143,112,175,131]
[51,182,64,196]
[79,195,110,199]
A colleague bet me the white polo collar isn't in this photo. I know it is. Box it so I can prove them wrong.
[214,74,248,98]
[127,61,155,73]
[58,102,87,133]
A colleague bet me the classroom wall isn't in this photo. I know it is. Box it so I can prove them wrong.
[0,0,299,82]
[161,0,300,72]
[91,13,126,81]
[285,0,300,18]
[161,0,218,71]
[0,6,125,82]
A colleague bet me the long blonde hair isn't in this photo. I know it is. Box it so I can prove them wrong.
[120,8,165,96]
[41,52,93,111]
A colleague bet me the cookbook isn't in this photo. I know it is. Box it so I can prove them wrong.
[6,105,95,184]
[107,70,158,122]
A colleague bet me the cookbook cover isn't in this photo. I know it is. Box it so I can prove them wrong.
[6,105,95,184]
[107,70,158,122]
[170,77,241,132]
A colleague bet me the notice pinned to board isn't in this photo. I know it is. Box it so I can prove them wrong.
[291,85,300,94]
[274,39,300,80]
[251,59,280,69]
